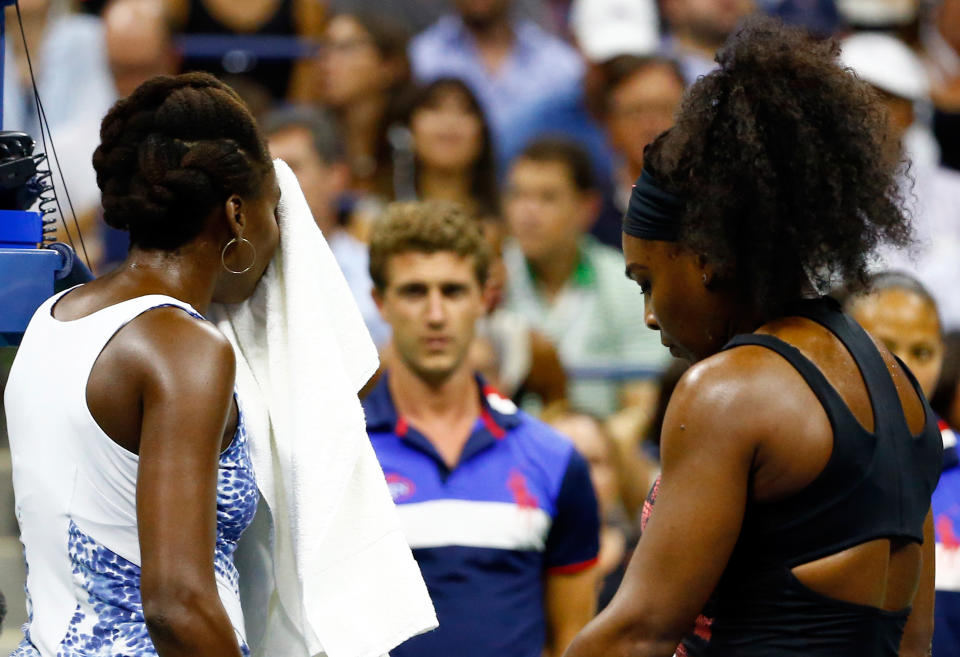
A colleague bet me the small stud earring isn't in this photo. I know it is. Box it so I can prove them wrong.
[702,273,708,284]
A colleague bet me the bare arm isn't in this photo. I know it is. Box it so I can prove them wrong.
[525,329,568,410]
[900,510,936,657]
[545,569,598,657]
[135,311,245,657]
[563,358,758,657]
[605,406,660,522]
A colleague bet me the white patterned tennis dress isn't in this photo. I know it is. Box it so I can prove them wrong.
[4,290,258,657]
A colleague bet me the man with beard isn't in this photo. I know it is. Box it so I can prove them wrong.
[410,0,584,155]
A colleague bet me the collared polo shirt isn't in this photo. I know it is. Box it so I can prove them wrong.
[363,375,599,657]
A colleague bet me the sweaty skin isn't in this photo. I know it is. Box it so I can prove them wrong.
[51,178,280,657]
[560,236,935,657]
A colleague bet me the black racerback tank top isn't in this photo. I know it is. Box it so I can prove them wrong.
[702,297,943,656]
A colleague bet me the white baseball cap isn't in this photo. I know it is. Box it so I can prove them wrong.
[839,32,930,101]
[837,0,918,26]
[570,0,660,63]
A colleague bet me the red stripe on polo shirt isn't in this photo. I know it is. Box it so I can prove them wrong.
[481,409,506,439]
[546,556,598,575]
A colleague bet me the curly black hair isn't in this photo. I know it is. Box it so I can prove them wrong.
[93,72,273,251]
[643,16,911,316]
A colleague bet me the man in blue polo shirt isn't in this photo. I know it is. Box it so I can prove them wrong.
[364,200,600,657]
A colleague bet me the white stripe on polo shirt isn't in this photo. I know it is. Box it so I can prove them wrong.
[397,499,552,551]
[936,543,960,592]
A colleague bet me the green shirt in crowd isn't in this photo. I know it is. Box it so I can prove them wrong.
[502,236,671,416]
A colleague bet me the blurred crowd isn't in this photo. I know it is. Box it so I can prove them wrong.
[6,0,960,644]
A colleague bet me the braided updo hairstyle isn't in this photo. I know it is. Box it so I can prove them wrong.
[643,16,912,316]
[93,72,273,251]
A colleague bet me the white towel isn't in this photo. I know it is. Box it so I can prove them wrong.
[210,159,437,657]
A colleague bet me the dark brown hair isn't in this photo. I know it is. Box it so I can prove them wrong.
[329,11,413,199]
[341,10,411,72]
[404,77,499,217]
[515,137,596,193]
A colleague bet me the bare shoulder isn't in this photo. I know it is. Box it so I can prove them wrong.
[110,307,236,391]
[663,346,814,457]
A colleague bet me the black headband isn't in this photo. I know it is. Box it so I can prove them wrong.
[623,169,684,242]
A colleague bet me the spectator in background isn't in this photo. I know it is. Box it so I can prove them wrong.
[263,105,391,347]
[326,0,552,36]
[316,11,411,199]
[51,0,179,272]
[410,0,584,157]
[927,0,960,171]
[164,0,325,102]
[595,55,685,213]
[502,138,670,417]
[840,32,960,329]
[364,201,599,657]
[3,0,114,141]
[845,272,960,657]
[934,331,960,432]
[766,0,840,38]
[107,0,180,98]
[501,0,662,249]
[659,0,756,83]
[471,215,569,410]
[399,77,499,217]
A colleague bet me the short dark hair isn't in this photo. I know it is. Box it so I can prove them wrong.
[515,137,596,192]
[261,104,345,165]
[93,72,273,251]
[591,55,686,118]
[369,200,491,292]
[643,16,911,317]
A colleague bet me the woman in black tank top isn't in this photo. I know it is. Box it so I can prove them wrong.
[563,17,941,657]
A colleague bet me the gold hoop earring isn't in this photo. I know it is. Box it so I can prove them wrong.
[221,237,257,274]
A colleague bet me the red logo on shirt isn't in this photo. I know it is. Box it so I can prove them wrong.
[938,513,960,549]
[508,469,538,510]
[385,473,416,503]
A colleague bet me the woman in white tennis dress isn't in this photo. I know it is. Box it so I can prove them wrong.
[4,71,281,657]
